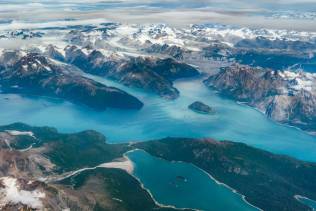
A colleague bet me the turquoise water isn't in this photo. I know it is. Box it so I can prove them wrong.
[127,149,258,211]
[2,74,316,210]
[1,74,316,161]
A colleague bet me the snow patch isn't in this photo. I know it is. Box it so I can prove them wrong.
[278,71,316,92]
[0,177,45,209]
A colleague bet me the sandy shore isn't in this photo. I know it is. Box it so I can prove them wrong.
[5,130,35,138]
[98,158,134,174]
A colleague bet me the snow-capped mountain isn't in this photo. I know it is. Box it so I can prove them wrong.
[1,21,316,132]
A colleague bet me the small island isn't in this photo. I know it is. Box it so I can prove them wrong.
[176,175,188,182]
[188,101,215,115]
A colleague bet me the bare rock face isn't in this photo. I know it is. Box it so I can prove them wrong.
[105,57,181,99]
[204,64,316,132]
[45,44,65,62]
[0,52,143,110]
[64,46,200,99]
[144,43,185,59]
[0,123,185,211]
[204,65,285,102]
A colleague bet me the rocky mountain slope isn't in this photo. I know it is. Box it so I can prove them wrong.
[60,45,200,99]
[1,22,316,131]
[0,51,143,110]
[0,123,185,211]
[204,64,316,132]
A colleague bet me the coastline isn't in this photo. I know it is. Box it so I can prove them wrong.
[203,79,316,141]
[126,149,261,211]
[124,149,201,211]
[294,195,316,210]
[186,162,262,211]
[41,149,197,211]
[235,101,316,139]
[129,149,263,211]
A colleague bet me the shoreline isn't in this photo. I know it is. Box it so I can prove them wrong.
[126,149,261,211]
[187,162,262,211]
[131,149,261,211]
[235,100,316,139]
[41,149,196,211]
[294,195,316,210]
[124,149,201,211]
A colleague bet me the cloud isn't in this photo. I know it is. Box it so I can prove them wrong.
[0,0,315,31]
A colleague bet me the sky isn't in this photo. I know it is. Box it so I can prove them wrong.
[0,0,316,31]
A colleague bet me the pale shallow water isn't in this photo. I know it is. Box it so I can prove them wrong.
[1,75,316,161]
[127,149,258,211]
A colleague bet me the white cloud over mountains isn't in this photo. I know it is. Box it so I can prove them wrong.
[0,0,315,31]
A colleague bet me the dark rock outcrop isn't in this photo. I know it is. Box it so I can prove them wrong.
[0,52,143,110]
[45,45,65,62]
[63,46,200,99]
[144,43,184,59]
[204,64,316,132]
[188,101,215,114]
[0,30,44,40]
